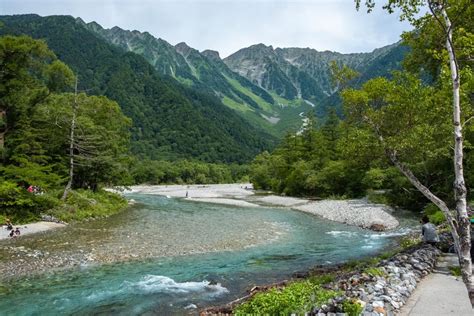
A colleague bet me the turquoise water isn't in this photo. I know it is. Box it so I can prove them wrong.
[0,194,416,315]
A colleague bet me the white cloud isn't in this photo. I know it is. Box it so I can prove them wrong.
[1,0,413,57]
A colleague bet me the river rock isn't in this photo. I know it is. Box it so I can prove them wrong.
[300,245,440,315]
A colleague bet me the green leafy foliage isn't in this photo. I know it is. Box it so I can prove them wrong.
[399,235,421,249]
[130,159,249,184]
[423,203,446,225]
[33,93,133,190]
[49,189,127,222]
[0,181,60,223]
[234,280,340,315]
[364,267,386,277]
[449,266,462,277]
[343,299,364,316]
[249,110,371,198]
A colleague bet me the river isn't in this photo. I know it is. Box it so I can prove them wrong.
[0,193,417,315]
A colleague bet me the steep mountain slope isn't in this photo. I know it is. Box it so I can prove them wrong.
[78,19,285,134]
[224,43,408,103]
[0,14,276,162]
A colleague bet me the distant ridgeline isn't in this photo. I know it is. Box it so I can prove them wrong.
[0,14,407,162]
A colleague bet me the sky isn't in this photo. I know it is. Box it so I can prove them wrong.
[1,0,414,58]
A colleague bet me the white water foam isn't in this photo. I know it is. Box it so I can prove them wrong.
[365,227,416,239]
[86,275,229,303]
[326,231,359,238]
[125,275,229,297]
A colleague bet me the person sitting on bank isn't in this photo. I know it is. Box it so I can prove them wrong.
[421,215,439,246]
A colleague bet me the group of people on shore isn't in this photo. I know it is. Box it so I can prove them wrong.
[4,219,20,238]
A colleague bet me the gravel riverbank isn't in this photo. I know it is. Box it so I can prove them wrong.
[293,199,399,231]
[126,184,399,231]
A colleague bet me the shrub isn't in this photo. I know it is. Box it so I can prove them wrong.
[343,299,364,316]
[423,203,445,225]
[49,189,127,222]
[364,267,385,277]
[366,189,389,205]
[234,280,341,315]
[362,168,387,190]
[0,181,61,223]
[399,235,421,249]
[307,274,335,285]
[448,266,461,277]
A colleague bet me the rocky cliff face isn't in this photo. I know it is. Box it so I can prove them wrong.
[224,43,406,102]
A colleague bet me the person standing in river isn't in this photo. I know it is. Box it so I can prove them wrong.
[421,215,439,246]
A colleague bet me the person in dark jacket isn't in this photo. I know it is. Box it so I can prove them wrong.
[421,215,439,246]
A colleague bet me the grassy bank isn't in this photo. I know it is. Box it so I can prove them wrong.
[48,190,128,222]
[234,275,341,315]
[0,181,128,224]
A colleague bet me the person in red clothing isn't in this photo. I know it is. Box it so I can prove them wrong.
[27,185,34,193]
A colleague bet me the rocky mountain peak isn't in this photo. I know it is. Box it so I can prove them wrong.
[76,18,104,33]
[201,49,221,61]
[251,43,274,51]
[75,17,86,26]
[175,42,196,57]
[110,25,122,32]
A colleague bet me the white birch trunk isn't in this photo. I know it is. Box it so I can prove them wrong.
[374,130,460,251]
[62,78,78,201]
[439,5,473,305]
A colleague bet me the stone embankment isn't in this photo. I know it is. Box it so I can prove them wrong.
[202,244,441,316]
[312,245,440,316]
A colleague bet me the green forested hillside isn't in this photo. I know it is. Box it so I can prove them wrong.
[0,14,276,163]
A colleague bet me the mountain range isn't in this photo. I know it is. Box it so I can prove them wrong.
[78,18,407,134]
[0,14,407,162]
